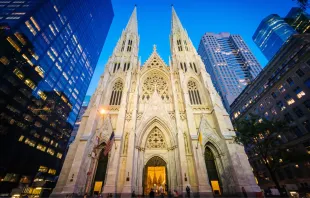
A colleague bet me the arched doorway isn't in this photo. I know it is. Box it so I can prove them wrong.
[205,147,221,196]
[143,156,168,196]
[91,149,108,195]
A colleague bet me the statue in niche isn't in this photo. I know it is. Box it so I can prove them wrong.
[183,133,190,154]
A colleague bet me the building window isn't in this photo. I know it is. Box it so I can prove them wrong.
[184,62,187,72]
[278,85,285,93]
[293,126,303,137]
[304,78,310,89]
[271,92,278,99]
[24,138,36,147]
[276,101,286,111]
[121,40,125,52]
[188,81,202,105]
[56,152,63,159]
[38,166,48,172]
[180,63,183,70]
[24,79,36,90]
[36,144,46,152]
[286,77,294,86]
[304,100,310,111]
[284,113,294,123]
[296,69,305,77]
[302,120,310,133]
[293,107,304,118]
[13,68,24,80]
[294,87,306,99]
[123,63,127,72]
[7,37,21,52]
[48,169,56,175]
[47,148,55,156]
[284,94,295,105]
[193,63,197,73]
[127,40,132,52]
[177,39,182,51]
[109,81,123,105]
[127,63,130,70]
[184,40,188,51]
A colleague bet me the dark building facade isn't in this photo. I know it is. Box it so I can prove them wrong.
[230,34,310,195]
[285,7,310,34]
[0,0,113,196]
[253,14,297,61]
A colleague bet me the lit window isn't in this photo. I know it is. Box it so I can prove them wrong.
[284,94,295,105]
[294,87,305,99]
[35,66,44,77]
[37,90,47,100]
[24,79,36,89]
[56,153,62,159]
[36,144,47,152]
[42,136,50,143]
[13,68,24,80]
[14,32,26,45]
[61,95,68,103]
[49,24,56,36]
[7,37,21,52]
[22,54,33,66]
[47,148,55,156]
[48,169,56,175]
[278,85,285,93]
[24,138,36,147]
[18,135,24,142]
[38,166,48,172]
[47,51,55,61]
[30,17,40,31]
[0,56,10,65]
[25,21,36,35]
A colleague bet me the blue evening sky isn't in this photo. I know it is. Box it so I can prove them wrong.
[86,0,297,95]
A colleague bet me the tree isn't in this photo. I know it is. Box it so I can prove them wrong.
[234,115,290,196]
[293,0,309,10]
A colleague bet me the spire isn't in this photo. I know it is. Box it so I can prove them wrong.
[171,6,184,33]
[125,6,138,34]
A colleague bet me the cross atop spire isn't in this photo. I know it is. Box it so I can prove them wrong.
[171,6,184,34]
[125,6,138,34]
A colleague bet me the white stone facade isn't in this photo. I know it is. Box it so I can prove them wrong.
[51,7,260,197]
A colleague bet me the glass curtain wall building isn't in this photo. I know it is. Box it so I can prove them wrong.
[198,32,262,112]
[0,0,113,196]
[285,7,310,34]
[253,14,297,61]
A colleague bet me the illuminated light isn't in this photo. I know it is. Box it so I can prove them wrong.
[99,109,106,115]
[295,164,299,168]
[7,37,21,52]
[30,17,40,31]
[25,20,36,35]
[279,159,283,163]
[13,68,24,80]
[14,32,26,45]
[35,187,42,190]
[287,99,295,105]
[18,135,24,142]
[0,56,10,65]
[22,54,33,66]
[35,66,45,77]
[37,90,47,100]
[277,135,281,138]
[54,5,58,12]
[297,91,305,99]
[24,79,36,89]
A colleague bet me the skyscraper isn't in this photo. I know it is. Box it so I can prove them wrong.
[253,14,297,61]
[285,7,310,34]
[198,32,262,111]
[0,0,113,196]
[51,7,260,197]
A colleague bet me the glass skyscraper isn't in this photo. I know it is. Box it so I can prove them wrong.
[285,7,310,34]
[0,0,113,196]
[253,14,297,61]
[198,32,262,112]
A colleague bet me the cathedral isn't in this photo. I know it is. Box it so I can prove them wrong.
[51,7,260,197]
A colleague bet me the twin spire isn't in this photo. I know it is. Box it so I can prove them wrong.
[124,5,184,34]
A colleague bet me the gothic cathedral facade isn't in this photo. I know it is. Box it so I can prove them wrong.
[51,7,260,197]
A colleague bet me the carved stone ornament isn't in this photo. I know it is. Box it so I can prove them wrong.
[168,111,175,119]
[125,112,132,121]
[179,111,186,120]
[137,112,143,120]
[135,146,145,151]
[146,127,167,149]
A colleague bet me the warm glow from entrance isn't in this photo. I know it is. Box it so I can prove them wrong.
[94,181,103,193]
[145,166,166,195]
[211,180,221,195]
[99,108,107,115]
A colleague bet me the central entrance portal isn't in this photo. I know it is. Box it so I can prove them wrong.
[143,156,167,196]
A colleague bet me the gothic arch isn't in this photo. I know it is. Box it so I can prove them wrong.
[105,77,125,105]
[136,117,176,149]
[185,77,208,105]
[140,69,172,102]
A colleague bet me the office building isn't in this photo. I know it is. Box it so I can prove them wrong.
[198,32,262,112]
[231,34,310,194]
[285,7,310,34]
[0,0,113,196]
[253,14,297,61]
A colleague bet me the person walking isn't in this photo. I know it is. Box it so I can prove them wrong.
[149,188,155,198]
[186,186,190,198]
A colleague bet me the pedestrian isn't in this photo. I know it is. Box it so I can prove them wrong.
[149,188,155,198]
[173,190,178,197]
[186,186,190,197]
[132,190,136,197]
[242,187,248,198]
